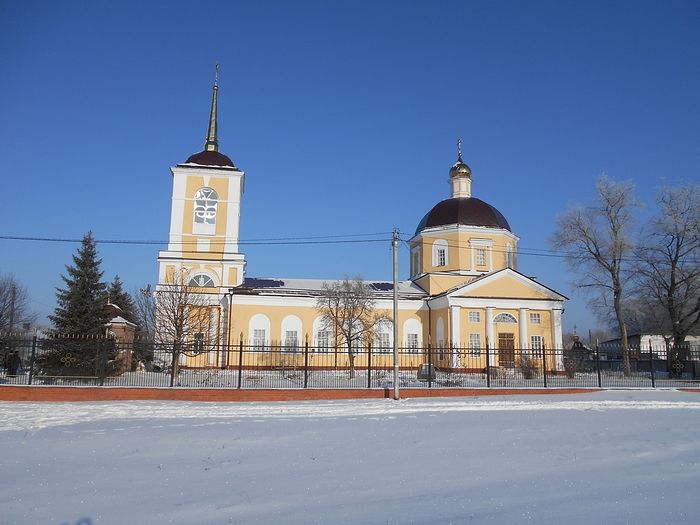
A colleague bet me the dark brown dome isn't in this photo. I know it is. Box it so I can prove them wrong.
[415,197,511,235]
[185,150,236,168]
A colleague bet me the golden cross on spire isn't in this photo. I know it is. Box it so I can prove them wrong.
[457,137,463,162]
[215,61,219,87]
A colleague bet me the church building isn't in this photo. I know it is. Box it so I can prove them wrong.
[157,75,566,371]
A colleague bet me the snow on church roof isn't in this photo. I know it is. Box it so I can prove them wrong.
[243,277,426,299]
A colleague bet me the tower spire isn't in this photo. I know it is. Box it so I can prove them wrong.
[449,137,472,198]
[204,63,219,152]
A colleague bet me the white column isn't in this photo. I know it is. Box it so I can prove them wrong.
[486,307,495,366]
[552,309,564,371]
[450,305,460,368]
[519,308,528,354]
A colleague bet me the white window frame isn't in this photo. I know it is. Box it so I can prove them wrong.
[281,315,302,354]
[529,312,541,324]
[469,239,493,272]
[469,333,481,357]
[315,330,332,354]
[531,335,543,358]
[375,331,391,353]
[432,239,449,268]
[284,330,299,353]
[193,187,218,235]
[313,317,332,354]
[411,246,421,276]
[402,318,422,354]
[189,273,216,287]
[405,333,420,354]
[248,314,271,352]
[468,311,480,323]
[252,329,267,352]
[493,312,517,324]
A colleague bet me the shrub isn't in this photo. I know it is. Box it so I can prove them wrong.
[520,357,539,379]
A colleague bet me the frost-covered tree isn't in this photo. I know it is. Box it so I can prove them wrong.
[0,274,36,333]
[633,184,700,361]
[316,277,388,378]
[550,176,638,376]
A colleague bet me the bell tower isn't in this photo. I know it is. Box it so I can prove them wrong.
[157,65,246,290]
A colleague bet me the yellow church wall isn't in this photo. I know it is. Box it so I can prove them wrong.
[458,277,551,300]
[417,230,517,275]
[211,301,429,370]
[415,274,470,295]
[180,175,231,259]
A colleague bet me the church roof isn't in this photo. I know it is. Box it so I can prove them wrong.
[415,197,511,235]
[185,150,237,168]
[242,277,427,299]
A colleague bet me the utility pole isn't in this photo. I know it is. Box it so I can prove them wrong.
[392,229,400,400]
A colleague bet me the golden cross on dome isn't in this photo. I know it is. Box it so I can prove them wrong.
[457,138,463,162]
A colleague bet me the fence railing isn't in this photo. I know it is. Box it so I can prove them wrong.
[1,335,699,389]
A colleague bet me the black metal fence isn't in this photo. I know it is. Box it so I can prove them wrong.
[1,335,699,389]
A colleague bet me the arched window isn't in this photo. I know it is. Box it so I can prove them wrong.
[432,239,448,267]
[313,316,333,354]
[188,274,215,287]
[403,318,422,354]
[194,188,218,225]
[493,313,517,323]
[249,314,271,352]
[281,315,303,353]
[374,319,393,354]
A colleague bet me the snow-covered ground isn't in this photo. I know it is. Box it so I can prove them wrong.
[2,390,699,525]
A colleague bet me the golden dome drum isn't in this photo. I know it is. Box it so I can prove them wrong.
[449,160,471,178]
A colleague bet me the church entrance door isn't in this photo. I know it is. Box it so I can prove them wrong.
[498,333,515,368]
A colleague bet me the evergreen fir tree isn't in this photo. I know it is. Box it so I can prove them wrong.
[107,275,136,323]
[49,231,109,335]
[39,232,117,379]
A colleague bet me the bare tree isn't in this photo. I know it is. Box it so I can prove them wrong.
[155,270,214,383]
[316,277,389,378]
[0,274,36,333]
[550,175,638,376]
[633,184,700,366]
[134,284,156,340]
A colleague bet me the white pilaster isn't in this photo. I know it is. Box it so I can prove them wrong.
[553,309,564,370]
[519,308,528,353]
[450,305,460,368]
[486,306,495,366]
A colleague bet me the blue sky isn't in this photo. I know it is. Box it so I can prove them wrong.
[1,0,698,335]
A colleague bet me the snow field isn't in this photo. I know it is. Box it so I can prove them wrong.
[1,390,699,524]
